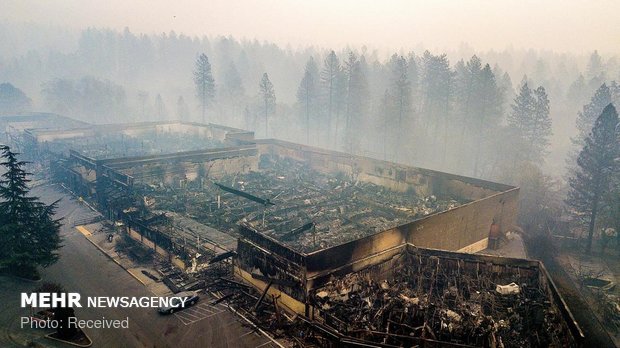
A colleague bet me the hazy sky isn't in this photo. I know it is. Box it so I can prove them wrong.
[3,0,620,53]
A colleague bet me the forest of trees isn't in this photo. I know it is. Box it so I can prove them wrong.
[1,23,619,252]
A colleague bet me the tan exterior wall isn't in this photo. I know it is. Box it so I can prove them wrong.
[405,188,519,251]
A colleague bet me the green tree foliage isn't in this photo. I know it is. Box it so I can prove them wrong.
[508,82,552,163]
[193,53,216,123]
[259,73,276,136]
[574,83,611,147]
[0,83,32,114]
[320,51,341,145]
[296,57,319,144]
[420,51,453,163]
[342,52,369,153]
[388,54,412,132]
[0,146,62,278]
[567,104,620,253]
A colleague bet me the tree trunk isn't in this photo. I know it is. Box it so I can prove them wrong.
[586,193,600,254]
[264,100,268,137]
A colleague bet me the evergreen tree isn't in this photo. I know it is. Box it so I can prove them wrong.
[567,104,620,253]
[0,83,32,114]
[574,84,611,147]
[587,50,604,81]
[508,82,552,162]
[566,75,588,107]
[154,94,167,120]
[388,54,412,133]
[222,62,245,116]
[342,52,369,153]
[420,51,453,162]
[259,73,276,136]
[320,51,341,144]
[379,89,394,160]
[0,146,61,278]
[472,64,503,176]
[176,96,190,122]
[296,57,319,144]
[531,86,552,157]
[193,53,216,123]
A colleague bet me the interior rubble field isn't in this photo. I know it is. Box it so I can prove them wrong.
[141,156,467,253]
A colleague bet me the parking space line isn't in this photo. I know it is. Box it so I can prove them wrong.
[239,330,259,339]
[193,307,219,314]
[173,303,226,326]
[176,311,202,320]
[188,307,215,316]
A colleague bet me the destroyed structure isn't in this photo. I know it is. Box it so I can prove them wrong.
[1,113,584,347]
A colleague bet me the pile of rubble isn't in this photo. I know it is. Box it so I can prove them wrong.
[311,251,569,347]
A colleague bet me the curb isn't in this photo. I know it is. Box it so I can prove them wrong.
[45,330,93,347]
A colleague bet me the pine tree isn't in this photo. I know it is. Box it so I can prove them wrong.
[176,96,190,122]
[0,83,32,114]
[574,84,611,147]
[379,89,394,161]
[193,53,215,123]
[0,146,61,278]
[472,64,503,176]
[222,62,245,116]
[342,52,369,153]
[388,54,411,133]
[567,104,620,253]
[297,57,319,144]
[420,51,453,162]
[154,94,167,120]
[259,73,276,136]
[531,86,552,157]
[508,83,551,163]
[320,51,341,145]
[587,50,604,81]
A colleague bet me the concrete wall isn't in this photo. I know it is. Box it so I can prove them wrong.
[104,147,259,186]
[405,188,520,251]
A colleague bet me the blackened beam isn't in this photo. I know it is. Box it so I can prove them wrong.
[209,250,236,263]
[251,273,297,288]
[254,281,273,312]
[215,183,275,206]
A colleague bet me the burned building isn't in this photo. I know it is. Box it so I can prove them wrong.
[7,114,583,346]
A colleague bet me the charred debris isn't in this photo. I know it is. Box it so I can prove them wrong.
[140,156,465,253]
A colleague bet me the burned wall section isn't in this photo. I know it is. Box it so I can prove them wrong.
[101,146,258,186]
[235,225,308,312]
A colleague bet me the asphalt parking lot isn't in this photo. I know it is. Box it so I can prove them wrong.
[173,296,227,326]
